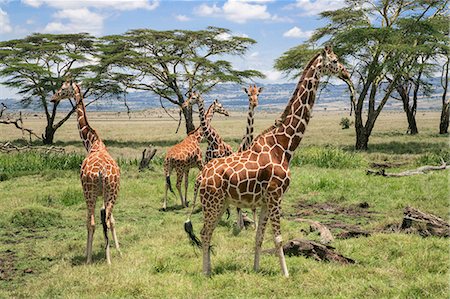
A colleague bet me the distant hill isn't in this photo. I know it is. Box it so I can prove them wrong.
[1,80,443,112]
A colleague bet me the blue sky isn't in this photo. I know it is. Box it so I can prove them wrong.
[0,0,346,98]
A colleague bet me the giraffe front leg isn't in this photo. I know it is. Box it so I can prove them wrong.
[268,199,289,278]
[254,205,268,272]
[200,194,227,276]
[236,207,244,230]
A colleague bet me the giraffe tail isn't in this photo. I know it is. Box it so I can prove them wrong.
[184,179,201,248]
[166,176,175,194]
[100,206,108,240]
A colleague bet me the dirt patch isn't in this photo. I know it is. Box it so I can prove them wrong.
[292,201,376,218]
[290,201,376,239]
[0,250,17,281]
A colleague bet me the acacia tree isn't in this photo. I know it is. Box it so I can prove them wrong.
[390,8,448,135]
[100,27,264,134]
[275,0,446,149]
[0,33,122,144]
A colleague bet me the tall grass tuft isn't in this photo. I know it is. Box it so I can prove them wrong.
[0,152,83,174]
[291,146,366,168]
[10,206,62,228]
[416,148,450,166]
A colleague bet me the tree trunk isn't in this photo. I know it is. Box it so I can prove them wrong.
[42,123,56,145]
[440,59,449,134]
[182,105,195,135]
[440,103,449,134]
[406,108,419,135]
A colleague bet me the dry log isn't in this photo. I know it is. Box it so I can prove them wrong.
[0,142,64,154]
[294,218,334,244]
[400,206,449,237]
[263,238,355,264]
[367,161,449,177]
[139,145,157,171]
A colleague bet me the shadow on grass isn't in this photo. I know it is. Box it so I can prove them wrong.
[8,138,181,149]
[159,204,187,212]
[343,141,448,155]
[71,251,105,266]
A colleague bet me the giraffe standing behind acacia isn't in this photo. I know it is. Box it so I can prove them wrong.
[163,99,229,210]
[185,46,352,277]
[51,79,121,265]
[236,85,262,229]
[183,92,233,163]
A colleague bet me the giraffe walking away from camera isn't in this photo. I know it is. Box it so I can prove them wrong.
[236,85,263,229]
[51,79,121,265]
[184,46,352,277]
[163,99,229,210]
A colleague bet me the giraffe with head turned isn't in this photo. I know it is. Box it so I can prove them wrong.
[182,92,233,163]
[163,98,229,210]
[51,79,121,265]
[236,84,263,229]
[184,46,352,277]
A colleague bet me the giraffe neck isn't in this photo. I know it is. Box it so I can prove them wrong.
[276,54,323,154]
[238,104,255,152]
[73,84,102,152]
[198,99,215,144]
[190,103,216,141]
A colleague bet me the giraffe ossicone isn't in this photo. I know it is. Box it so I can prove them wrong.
[184,46,351,277]
[51,79,121,265]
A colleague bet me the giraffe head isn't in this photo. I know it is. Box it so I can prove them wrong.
[211,99,229,117]
[243,85,262,108]
[182,91,202,109]
[320,45,351,81]
[51,79,76,103]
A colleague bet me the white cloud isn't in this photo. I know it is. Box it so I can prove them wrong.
[175,14,190,22]
[250,52,259,58]
[263,69,283,82]
[26,18,35,25]
[0,8,12,33]
[195,3,221,16]
[292,0,346,16]
[43,8,104,35]
[195,0,280,24]
[283,26,313,38]
[22,0,159,11]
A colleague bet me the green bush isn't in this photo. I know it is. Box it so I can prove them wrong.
[416,149,450,166]
[339,117,352,129]
[10,206,62,228]
[291,146,366,168]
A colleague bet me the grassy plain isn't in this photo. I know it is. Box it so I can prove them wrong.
[0,110,448,298]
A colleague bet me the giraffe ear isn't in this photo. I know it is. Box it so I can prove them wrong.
[243,87,248,94]
[258,87,263,93]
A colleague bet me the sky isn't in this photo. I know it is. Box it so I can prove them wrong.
[0,0,347,99]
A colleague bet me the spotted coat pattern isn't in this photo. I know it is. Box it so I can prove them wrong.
[192,46,351,277]
[163,100,229,210]
[51,80,121,265]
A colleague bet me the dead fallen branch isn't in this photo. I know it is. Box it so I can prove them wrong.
[367,161,449,177]
[0,142,65,154]
[400,206,449,238]
[294,218,334,244]
[370,162,407,168]
[263,238,355,264]
[0,105,42,142]
[139,145,157,171]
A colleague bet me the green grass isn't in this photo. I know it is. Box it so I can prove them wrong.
[0,112,448,298]
[0,150,448,298]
